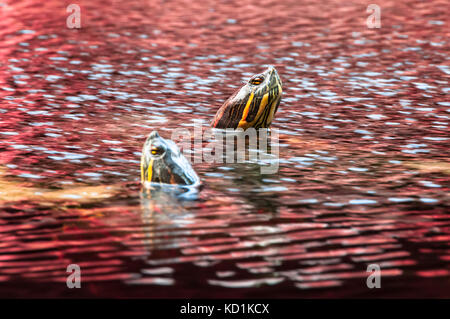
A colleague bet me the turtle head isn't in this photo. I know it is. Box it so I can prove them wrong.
[212,66,282,129]
[140,131,199,187]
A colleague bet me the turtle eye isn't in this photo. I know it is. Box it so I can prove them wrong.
[151,146,164,156]
[249,76,264,85]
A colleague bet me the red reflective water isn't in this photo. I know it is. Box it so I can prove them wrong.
[0,0,449,297]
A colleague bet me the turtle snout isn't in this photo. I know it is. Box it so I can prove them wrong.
[148,131,160,140]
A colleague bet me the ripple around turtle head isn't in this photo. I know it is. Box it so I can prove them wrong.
[0,0,449,298]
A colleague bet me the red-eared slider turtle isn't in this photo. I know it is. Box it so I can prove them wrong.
[140,131,200,188]
[212,66,282,129]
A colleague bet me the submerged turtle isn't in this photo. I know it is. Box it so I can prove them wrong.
[212,66,282,129]
[0,132,199,205]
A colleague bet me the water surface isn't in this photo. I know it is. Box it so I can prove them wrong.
[0,0,449,297]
